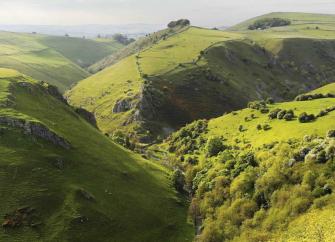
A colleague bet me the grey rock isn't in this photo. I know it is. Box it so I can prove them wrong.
[0,116,71,149]
[113,98,133,113]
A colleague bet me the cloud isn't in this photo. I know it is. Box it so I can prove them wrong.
[0,0,333,26]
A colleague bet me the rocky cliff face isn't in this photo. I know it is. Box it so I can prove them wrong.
[0,116,71,149]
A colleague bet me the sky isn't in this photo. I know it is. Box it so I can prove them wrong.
[0,0,334,27]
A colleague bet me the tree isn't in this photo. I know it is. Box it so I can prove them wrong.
[172,169,185,192]
[206,136,225,157]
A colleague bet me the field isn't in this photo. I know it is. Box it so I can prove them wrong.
[0,69,193,242]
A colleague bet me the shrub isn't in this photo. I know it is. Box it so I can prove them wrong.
[168,19,191,28]
[266,97,275,104]
[260,108,269,114]
[277,110,287,120]
[206,137,225,157]
[298,112,316,123]
[316,150,327,164]
[268,109,281,119]
[248,18,291,30]
[327,130,335,138]
[172,169,185,192]
[283,110,295,121]
[257,124,263,130]
[295,93,335,101]
[263,124,271,131]
[248,100,267,110]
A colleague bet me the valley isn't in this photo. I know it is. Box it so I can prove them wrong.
[0,10,335,242]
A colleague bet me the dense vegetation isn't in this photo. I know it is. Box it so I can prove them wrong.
[161,87,335,241]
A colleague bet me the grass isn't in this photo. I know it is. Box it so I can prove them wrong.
[88,25,190,73]
[207,98,335,148]
[39,36,124,68]
[0,68,193,242]
[0,32,124,92]
[66,55,142,135]
[68,12,335,142]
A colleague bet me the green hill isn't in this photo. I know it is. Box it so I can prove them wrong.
[0,68,193,242]
[67,13,335,144]
[158,83,335,241]
[229,12,335,31]
[40,36,124,69]
[0,32,124,92]
[88,24,190,73]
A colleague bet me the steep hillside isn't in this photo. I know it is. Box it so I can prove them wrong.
[0,69,193,242]
[88,24,190,73]
[159,85,335,241]
[68,13,335,144]
[39,35,124,69]
[0,32,124,92]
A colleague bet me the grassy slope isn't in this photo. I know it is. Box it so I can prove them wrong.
[207,97,335,148]
[66,55,142,134]
[160,83,335,241]
[68,13,335,142]
[0,69,193,242]
[310,82,335,95]
[0,32,124,92]
[88,25,190,73]
[39,36,124,69]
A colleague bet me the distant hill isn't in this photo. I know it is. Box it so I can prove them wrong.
[68,12,335,145]
[229,12,335,31]
[0,24,164,38]
[0,68,193,242]
[0,32,124,92]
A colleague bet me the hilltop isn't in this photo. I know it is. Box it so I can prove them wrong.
[0,69,193,242]
[156,82,335,241]
[0,32,124,92]
[229,12,335,31]
[67,12,335,145]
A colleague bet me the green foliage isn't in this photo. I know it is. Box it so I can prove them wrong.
[299,112,316,123]
[248,18,291,30]
[168,120,208,155]
[172,169,186,192]
[168,19,191,28]
[206,136,225,157]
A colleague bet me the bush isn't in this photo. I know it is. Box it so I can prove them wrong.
[298,112,316,123]
[268,109,281,119]
[172,169,185,192]
[168,19,190,28]
[277,110,287,120]
[248,100,267,110]
[327,130,335,138]
[316,150,327,164]
[206,137,225,157]
[295,93,335,101]
[248,18,291,30]
[283,110,295,121]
